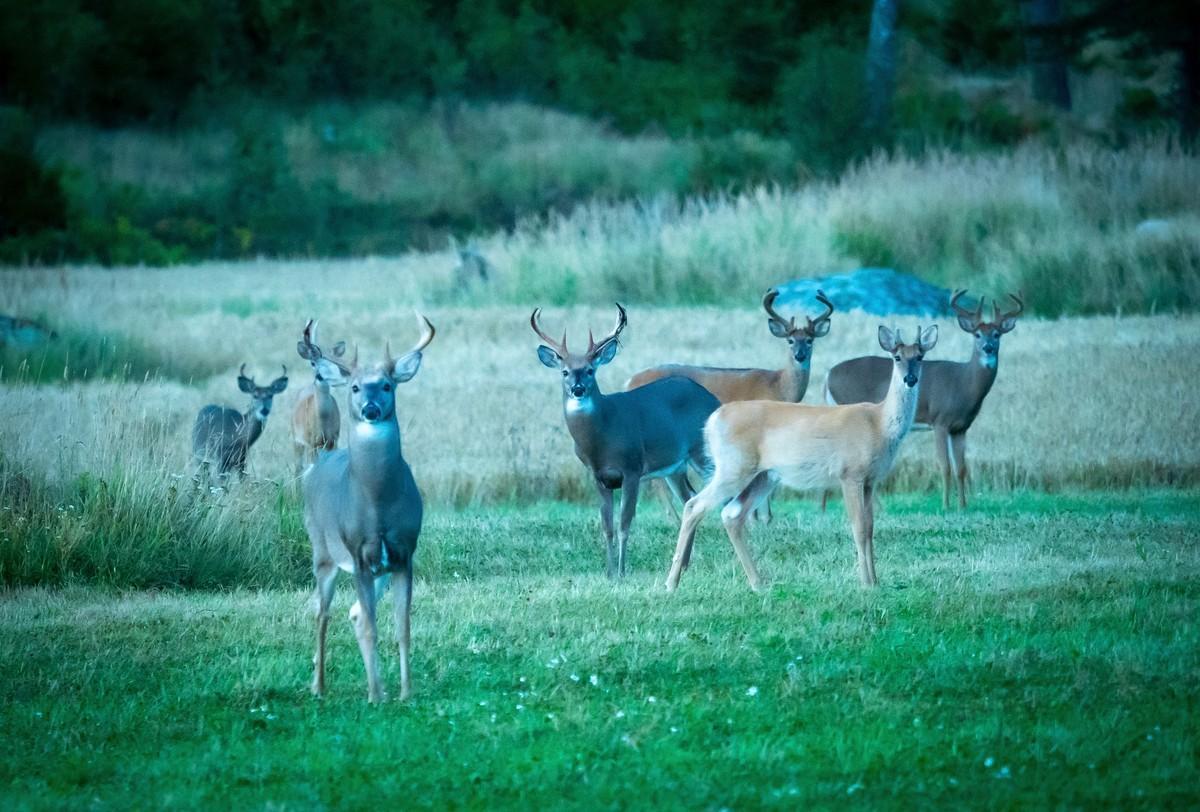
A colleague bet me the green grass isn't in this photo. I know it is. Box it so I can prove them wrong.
[1,491,1197,808]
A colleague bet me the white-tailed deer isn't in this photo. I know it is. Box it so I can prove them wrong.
[302,313,435,703]
[191,365,288,484]
[626,289,835,521]
[292,319,347,475]
[824,290,1022,509]
[532,304,720,578]
[665,325,938,592]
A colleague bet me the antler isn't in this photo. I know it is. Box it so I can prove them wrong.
[300,318,353,375]
[530,308,568,357]
[949,289,984,324]
[238,363,250,382]
[994,291,1024,323]
[587,303,628,357]
[390,311,437,361]
[762,288,796,330]
[810,289,834,326]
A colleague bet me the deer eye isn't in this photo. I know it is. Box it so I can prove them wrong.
[351,385,360,393]
[805,338,813,345]
[382,383,392,392]
[561,369,569,377]
[893,355,901,362]
[787,337,794,344]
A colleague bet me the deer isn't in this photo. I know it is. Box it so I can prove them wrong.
[625,288,835,521]
[532,303,720,578]
[665,325,938,593]
[191,365,289,485]
[823,290,1023,509]
[302,312,435,703]
[292,319,347,476]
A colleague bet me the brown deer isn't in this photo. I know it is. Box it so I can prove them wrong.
[292,320,347,475]
[824,290,1023,509]
[302,313,435,703]
[665,325,938,592]
[532,304,720,578]
[192,365,288,484]
[626,288,834,521]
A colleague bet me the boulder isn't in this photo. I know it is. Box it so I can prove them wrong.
[772,268,956,318]
[0,315,57,347]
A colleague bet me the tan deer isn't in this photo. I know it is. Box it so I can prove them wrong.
[302,313,435,703]
[665,325,938,592]
[626,288,835,521]
[192,365,289,484]
[532,304,720,578]
[824,290,1022,509]
[292,320,347,475]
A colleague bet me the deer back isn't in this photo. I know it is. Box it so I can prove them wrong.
[192,405,256,470]
[627,364,794,404]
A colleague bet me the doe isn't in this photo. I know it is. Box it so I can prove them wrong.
[192,365,288,484]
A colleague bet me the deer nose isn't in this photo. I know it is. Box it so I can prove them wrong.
[904,374,918,387]
[571,384,586,397]
[362,403,382,421]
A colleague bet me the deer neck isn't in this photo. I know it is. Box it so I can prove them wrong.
[781,352,811,402]
[348,417,403,497]
[966,345,1000,399]
[880,364,920,444]
[562,387,611,457]
[240,408,266,448]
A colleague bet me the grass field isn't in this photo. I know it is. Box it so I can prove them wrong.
[2,492,1197,808]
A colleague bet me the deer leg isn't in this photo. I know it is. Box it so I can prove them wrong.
[950,431,969,509]
[721,472,775,590]
[351,568,385,703]
[664,472,695,566]
[666,473,752,591]
[819,490,829,512]
[392,560,413,701]
[934,426,952,510]
[656,479,682,522]
[311,558,337,697]
[595,481,616,578]
[752,491,774,524]
[617,475,641,578]
[862,481,878,585]
[841,478,876,587]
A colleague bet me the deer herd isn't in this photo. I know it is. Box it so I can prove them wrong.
[189,286,1023,702]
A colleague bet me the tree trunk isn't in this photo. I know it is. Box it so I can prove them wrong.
[1021,0,1072,109]
[1181,11,1199,141]
[865,0,901,132]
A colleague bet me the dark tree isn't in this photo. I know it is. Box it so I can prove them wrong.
[1020,0,1072,109]
[865,0,900,131]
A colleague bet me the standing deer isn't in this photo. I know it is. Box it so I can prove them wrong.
[626,288,835,521]
[192,365,289,484]
[292,319,347,475]
[665,325,938,592]
[303,313,435,703]
[824,290,1022,509]
[532,304,720,578]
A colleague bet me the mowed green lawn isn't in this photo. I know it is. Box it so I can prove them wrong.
[1,491,1197,809]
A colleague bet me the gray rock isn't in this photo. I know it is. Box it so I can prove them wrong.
[772,268,959,318]
[0,315,57,347]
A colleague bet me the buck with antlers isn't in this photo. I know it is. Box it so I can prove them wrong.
[532,304,720,578]
[292,320,347,476]
[824,290,1023,509]
[666,325,937,592]
[302,313,435,703]
[191,365,289,484]
[626,288,835,520]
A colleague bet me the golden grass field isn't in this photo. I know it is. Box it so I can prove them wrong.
[3,262,1199,511]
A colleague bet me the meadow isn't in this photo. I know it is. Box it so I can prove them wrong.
[2,142,1200,806]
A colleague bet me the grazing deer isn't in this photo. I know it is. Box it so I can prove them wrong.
[824,290,1022,509]
[665,325,938,592]
[532,304,720,578]
[302,313,435,703]
[626,289,835,521]
[292,320,347,475]
[191,365,288,484]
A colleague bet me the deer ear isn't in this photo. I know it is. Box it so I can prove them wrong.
[332,341,347,357]
[270,376,289,394]
[956,315,977,333]
[237,374,256,393]
[877,326,897,353]
[296,340,317,361]
[999,316,1018,334]
[593,339,619,366]
[810,319,831,338]
[919,324,939,352]
[392,351,423,383]
[767,319,790,338]
[537,345,561,368]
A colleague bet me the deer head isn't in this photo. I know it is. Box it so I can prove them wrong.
[302,313,435,424]
[236,364,289,420]
[950,289,1023,370]
[532,303,627,400]
[763,288,834,365]
[296,320,347,386]
[878,325,938,388]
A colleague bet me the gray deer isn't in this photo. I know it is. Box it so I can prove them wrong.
[532,303,720,578]
[192,365,289,484]
[302,313,435,703]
